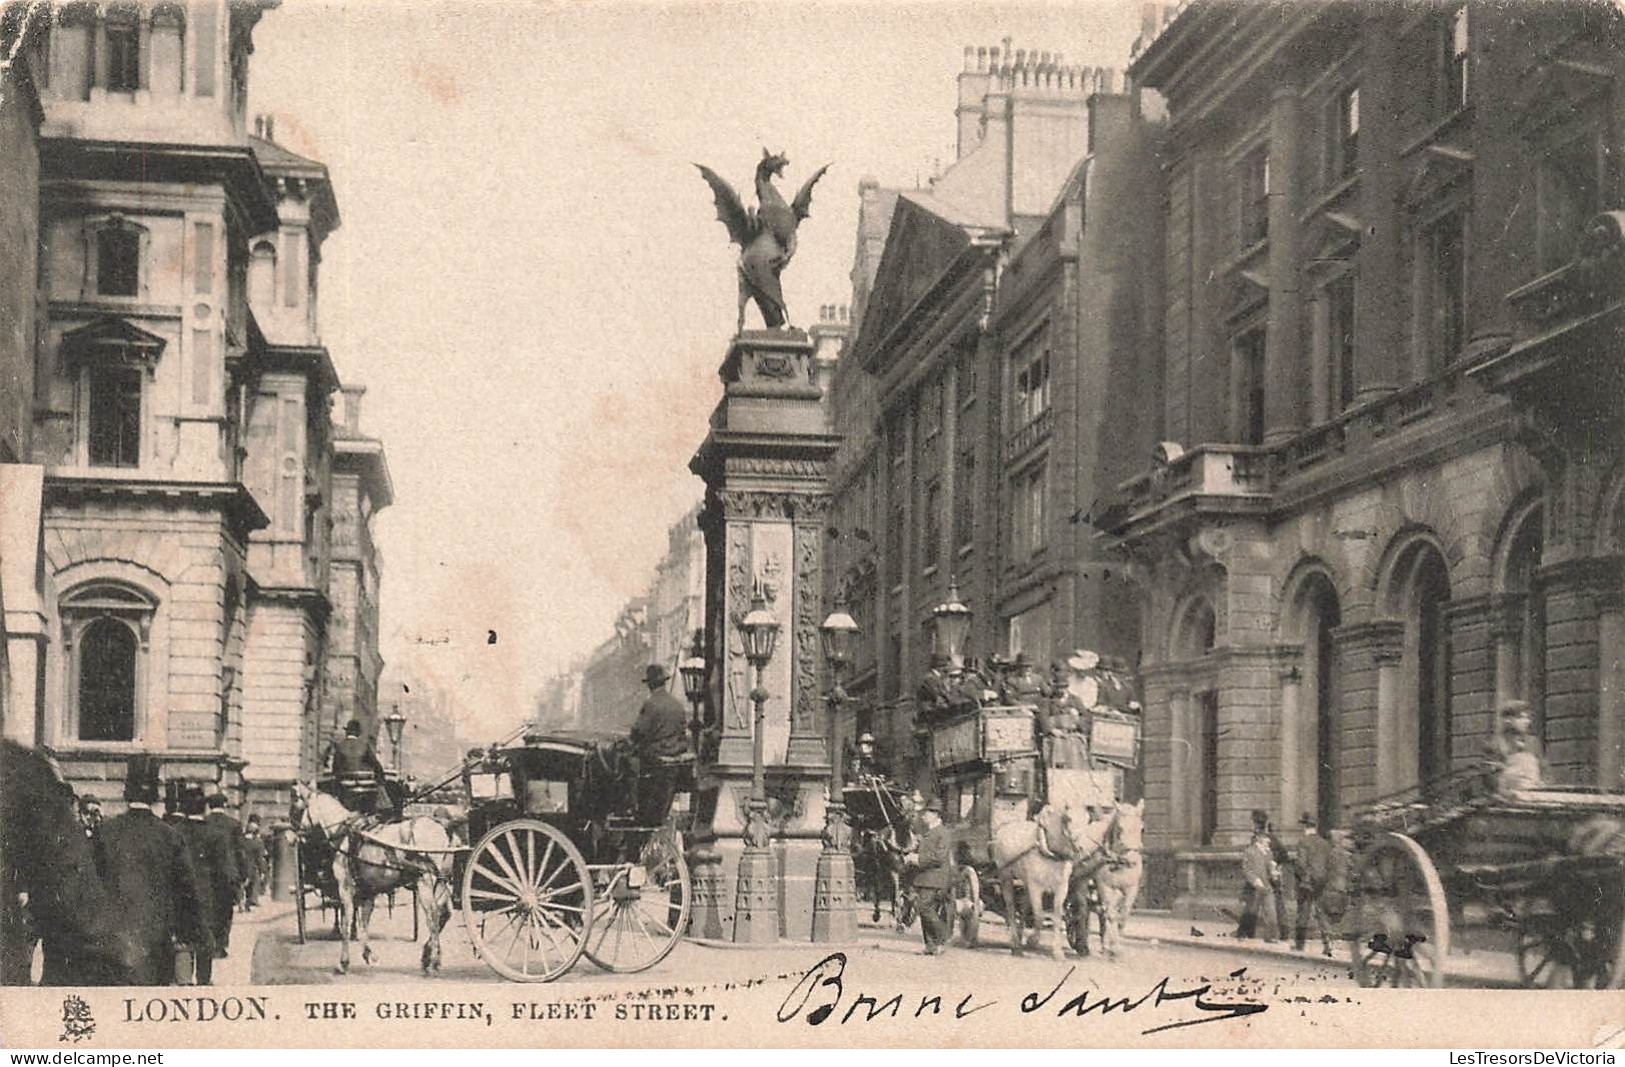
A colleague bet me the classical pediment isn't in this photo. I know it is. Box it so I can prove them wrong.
[853,196,977,371]
[1404,149,1472,212]
[59,316,166,366]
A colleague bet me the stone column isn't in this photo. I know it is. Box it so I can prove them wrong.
[1596,584,1625,791]
[1446,595,1501,772]
[1538,557,1615,783]
[1264,84,1303,444]
[1356,8,1402,399]
[1276,649,1304,827]
[1332,621,1403,805]
[690,329,841,942]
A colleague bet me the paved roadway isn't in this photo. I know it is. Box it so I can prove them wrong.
[249,898,1358,996]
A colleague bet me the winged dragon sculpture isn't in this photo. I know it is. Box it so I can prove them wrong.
[696,150,830,332]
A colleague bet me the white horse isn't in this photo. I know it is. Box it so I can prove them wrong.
[1084,800,1145,959]
[989,804,1108,960]
[294,783,454,976]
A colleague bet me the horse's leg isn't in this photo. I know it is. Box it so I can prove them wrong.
[332,855,352,975]
[999,868,1022,957]
[1101,881,1122,959]
[357,892,377,967]
[418,873,443,976]
[1049,862,1072,960]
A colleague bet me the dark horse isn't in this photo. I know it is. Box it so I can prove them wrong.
[1,741,128,984]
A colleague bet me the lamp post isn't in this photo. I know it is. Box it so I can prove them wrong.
[383,705,407,771]
[811,595,860,942]
[931,576,973,669]
[678,629,708,753]
[732,580,780,943]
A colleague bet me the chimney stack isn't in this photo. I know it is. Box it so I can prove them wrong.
[341,384,365,435]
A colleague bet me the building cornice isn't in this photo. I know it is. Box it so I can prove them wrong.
[332,437,394,512]
[43,474,269,542]
[40,138,280,234]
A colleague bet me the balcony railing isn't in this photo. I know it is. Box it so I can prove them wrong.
[1004,407,1054,464]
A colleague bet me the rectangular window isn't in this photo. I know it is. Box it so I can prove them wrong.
[191,328,213,406]
[1538,132,1603,273]
[105,21,140,91]
[194,1,217,97]
[921,479,941,572]
[1239,146,1270,247]
[1328,273,1358,412]
[97,228,139,297]
[956,341,978,409]
[954,446,975,549]
[1198,691,1219,846]
[87,366,141,468]
[1026,467,1046,554]
[1426,211,1467,368]
[1011,464,1047,563]
[1235,328,1267,444]
[1010,328,1050,430]
[1334,86,1359,181]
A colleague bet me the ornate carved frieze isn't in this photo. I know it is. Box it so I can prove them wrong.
[725,521,752,731]
[791,523,822,736]
[722,456,831,481]
[717,489,831,522]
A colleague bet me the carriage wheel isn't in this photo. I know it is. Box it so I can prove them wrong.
[583,832,692,973]
[1516,878,1625,989]
[954,866,983,947]
[1349,832,1450,988]
[461,819,593,983]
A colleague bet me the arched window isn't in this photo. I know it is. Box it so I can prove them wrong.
[1289,575,1343,829]
[61,582,155,745]
[1408,547,1454,793]
[1505,512,1545,735]
[249,240,277,311]
[150,5,186,96]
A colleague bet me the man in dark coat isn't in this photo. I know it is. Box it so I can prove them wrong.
[628,665,691,827]
[203,795,244,956]
[174,784,230,984]
[325,720,387,815]
[239,815,267,912]
[1236,809,1279,941]
[95,757,205,985]
[907,798,955,955]
[1293,812,1336,956]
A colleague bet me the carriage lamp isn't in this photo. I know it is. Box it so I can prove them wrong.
[383,706,407,771]
[733,579,780,944]
[813,596,861,942]
[930,576,973,668]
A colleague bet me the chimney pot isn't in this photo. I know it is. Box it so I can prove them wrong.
[341,385,365,434]
[265,115,276,142]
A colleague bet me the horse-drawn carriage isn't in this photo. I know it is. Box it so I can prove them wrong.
[922,651,1145,957]
[844,774,917,926]
[293,770,416,945]
[456,730,693,981]
[1344,765,1625,988]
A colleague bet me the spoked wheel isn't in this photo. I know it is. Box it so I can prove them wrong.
[954,865,983,947]
[583,831,691,973]
[1516,876,1625,989]
[1349,832,1450,988]
[462,819,593,982]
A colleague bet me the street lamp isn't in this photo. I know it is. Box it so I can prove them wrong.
[733,579,780,944]
[678,628,708,752]
[383,705,407,771]
[812,595,860,942]
[931,575,974,669]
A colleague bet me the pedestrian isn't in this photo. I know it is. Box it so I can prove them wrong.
[174,785,224,984]
[1293,812,1335,956]
[1265,813,1293,939]
[240,815,267,912]
[1236,809,1279,941]
[907,797,955,955]
[76,795,103,841]
[203,794,244,955]
[94,757,205,985]
[627,664,691,828]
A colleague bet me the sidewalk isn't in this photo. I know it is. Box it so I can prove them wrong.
[212,899,296,984]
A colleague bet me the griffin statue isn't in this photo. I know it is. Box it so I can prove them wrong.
[696,150,830,333]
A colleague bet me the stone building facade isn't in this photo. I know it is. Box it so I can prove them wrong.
[1105,0,1625,912]
[12,0,391,819]
[826,43,1161,795]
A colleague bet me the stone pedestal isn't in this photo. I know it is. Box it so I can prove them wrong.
[690,329,841,942]
[810,800,858,941]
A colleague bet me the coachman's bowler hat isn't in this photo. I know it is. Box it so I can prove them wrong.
[643,664,672,687]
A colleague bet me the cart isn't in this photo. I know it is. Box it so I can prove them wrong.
[844,775,916,926]
[923,654,1142,953]
[457,730,694,982]
[1344,766,1625,988]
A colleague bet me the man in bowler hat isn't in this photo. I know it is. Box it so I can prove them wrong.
[907,797,956,955]
[325,719,387,815]
[202,794,243,957]
[94,756,205,984]
[628,664,691,827]
[173,784,225,984]
[1293,812,1336,956]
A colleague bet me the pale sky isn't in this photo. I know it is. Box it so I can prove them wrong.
[247,0,1143,740]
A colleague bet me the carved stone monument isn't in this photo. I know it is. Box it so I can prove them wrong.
[689,327,840,942]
